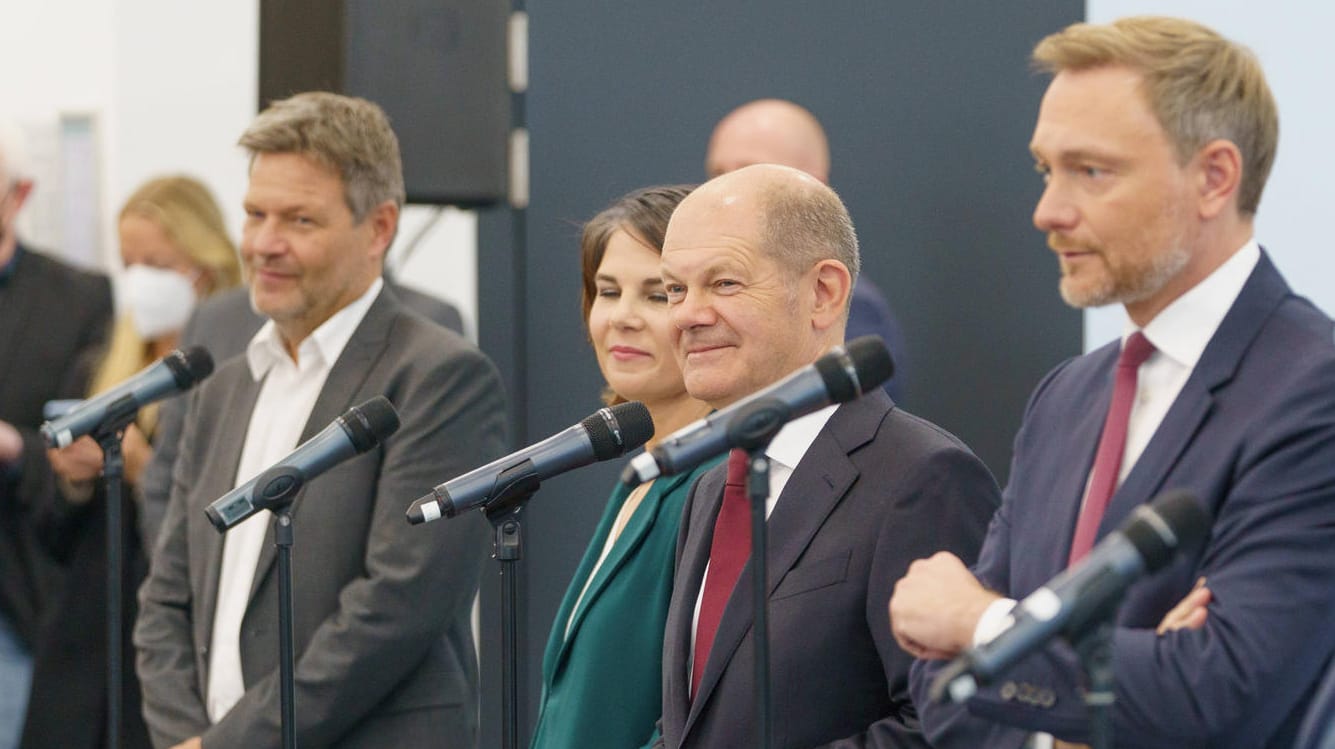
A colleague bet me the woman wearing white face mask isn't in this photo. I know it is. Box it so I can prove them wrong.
[18,176,239,749]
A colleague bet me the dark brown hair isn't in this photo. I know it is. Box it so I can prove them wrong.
[578,184,695,405]
[579,184,695,323]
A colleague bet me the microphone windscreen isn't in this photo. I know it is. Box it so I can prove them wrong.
[342,396,402,453]
[164,346,215,389]
[583,401,654,461]
[1122,490,1210,573]
[182,346,215,382]
[846,335,895,393]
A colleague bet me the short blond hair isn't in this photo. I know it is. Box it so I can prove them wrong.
[1033,16,1278,215]
[239,92,405,221]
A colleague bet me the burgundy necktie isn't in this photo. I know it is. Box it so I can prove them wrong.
[692,448,752,698]
[1068,332,1156,564]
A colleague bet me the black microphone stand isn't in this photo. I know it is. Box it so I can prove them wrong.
[91,394,139,749]
[248,465,307,749]
[1074,618,1115,749]
[724,397,791,749]
[478,461,543,749]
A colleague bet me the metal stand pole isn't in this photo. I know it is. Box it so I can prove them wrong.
[1074,619,1115,749]
[91,395,138,749]
[745,447,772,749]
[489,507,524,749]
[95,429,125,749]
[482,462,541,749]
[275,510,297,749]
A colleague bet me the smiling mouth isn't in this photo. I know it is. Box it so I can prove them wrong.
[609,345,649,358]
[684,343,732,357]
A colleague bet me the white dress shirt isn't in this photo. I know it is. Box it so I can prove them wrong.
[972,241,1260,747]
[206,278,383,723]
[688,403,838,695]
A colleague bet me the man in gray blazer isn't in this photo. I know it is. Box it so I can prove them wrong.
[134,92,506,748]
[652,164,998,748]
[136,281,465,548]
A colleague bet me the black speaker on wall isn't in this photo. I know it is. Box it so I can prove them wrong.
[260,0,510,207]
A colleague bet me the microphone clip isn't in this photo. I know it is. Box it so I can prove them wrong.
[481,458,543,519]
[723,397,792,451]
[252,465,307,514]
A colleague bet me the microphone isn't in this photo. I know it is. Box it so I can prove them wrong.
[930,490,1211,704]
[623,335,893,484]
[205,396,401,532]
[41,347,214,448]
[408,401,654,524]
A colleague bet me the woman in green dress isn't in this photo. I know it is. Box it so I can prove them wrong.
[530,185,717,749]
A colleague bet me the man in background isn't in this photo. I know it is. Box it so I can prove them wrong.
[0,119,113,749]
[706,99,908,400]
[134,92,507,748]
[653,163,997,747]
[890,17,1335,748]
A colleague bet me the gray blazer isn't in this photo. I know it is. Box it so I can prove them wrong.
[137,283,465,546]
[134,289,506,748]
[657,390,999,749]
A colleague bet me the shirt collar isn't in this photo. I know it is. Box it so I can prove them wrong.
[246,276,385,380]
[1128,239,1260,370]
[765,403,839,471]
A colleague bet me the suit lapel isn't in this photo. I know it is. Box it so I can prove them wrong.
[1039,345,1119,574]
[683,395,883,735]
[244,290,397,606]
[668,468,724,737]
[1097,252,1287,537]
[544,481,632,681]
[195,367,264,653]
[556,471,689,673]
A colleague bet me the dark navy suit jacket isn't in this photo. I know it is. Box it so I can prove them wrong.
[658,390,1000,748]
[911,252,1335,748]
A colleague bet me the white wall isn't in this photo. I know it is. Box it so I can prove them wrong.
[2,0,479,338]
[1082,2,1335,349]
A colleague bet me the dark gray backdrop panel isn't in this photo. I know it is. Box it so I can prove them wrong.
[260,0,509,205]
[477,2,1084,745]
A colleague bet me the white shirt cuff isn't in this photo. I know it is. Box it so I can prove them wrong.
[973,597,1018,647]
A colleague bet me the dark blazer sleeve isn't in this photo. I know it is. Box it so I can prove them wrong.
[200,335,506,747]
[820,437,998,749]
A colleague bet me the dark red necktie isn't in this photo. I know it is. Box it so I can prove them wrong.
[691,448,752,698]
[1068,332,1156,564]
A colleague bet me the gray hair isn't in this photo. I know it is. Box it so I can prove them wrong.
[239,92,405,221]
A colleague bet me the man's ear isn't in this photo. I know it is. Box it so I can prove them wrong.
[366,201,400,262]
[809,259,853,332]
[1194,139,1243,220]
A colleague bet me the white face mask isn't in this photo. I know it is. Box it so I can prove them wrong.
[121,264,198,340]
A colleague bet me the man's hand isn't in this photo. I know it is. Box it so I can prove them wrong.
[48,435,105,484]
[168,737,201,749]
[889,551,1000,660]
[0,420,21,466]
[1157,577,1211,635]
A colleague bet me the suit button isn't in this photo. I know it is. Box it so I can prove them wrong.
[198,645,208,656]
[999,681,1017,701]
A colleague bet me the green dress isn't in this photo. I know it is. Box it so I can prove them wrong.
[530,457,722,749]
